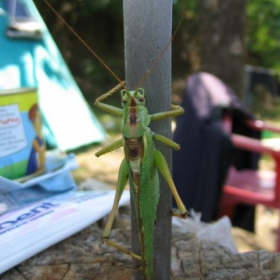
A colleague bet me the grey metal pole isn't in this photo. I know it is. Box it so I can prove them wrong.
[123,1,173,279]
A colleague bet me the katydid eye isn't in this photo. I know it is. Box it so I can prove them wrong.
[122,99,127,104]
[135,93,144,102]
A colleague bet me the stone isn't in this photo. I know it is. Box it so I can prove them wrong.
[1,223,280,279]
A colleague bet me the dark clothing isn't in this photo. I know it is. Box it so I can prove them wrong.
[173,72,260,231]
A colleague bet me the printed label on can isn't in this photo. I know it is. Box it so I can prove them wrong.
[0,88,45,180]
[0,104,28,157]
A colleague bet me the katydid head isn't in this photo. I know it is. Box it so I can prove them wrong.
[121,88,145,107]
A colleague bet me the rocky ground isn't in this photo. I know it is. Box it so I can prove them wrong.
[1,141,280,279]
[2,222,280,280]
[72,141,280,253]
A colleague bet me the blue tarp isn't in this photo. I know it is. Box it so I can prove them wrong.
[0,0,105,150]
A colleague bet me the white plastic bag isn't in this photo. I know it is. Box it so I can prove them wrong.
[172,209,237,253]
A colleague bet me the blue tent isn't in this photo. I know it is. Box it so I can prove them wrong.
[0,0,105,150]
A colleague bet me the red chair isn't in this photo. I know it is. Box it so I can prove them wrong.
[219,119,280,251]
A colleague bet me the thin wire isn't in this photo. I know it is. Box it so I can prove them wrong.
[44,0,184,93]
[43,0,127,90]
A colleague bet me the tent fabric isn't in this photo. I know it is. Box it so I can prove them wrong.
[173,72,260,231]
[0,0,105,150]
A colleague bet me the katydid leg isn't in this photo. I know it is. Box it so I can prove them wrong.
[95,138,123,157]
[102,158,128,237]
[102,158,141,261]
[153,133,180,150]
[94,81,125,116]
[154,150,188,218]
[104,239,141,261]
[150,104,184,121]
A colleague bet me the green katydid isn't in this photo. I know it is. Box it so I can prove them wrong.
[94,82,188,280]
[43,1,188,279]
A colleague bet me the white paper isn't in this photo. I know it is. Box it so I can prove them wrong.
[0,153,78,192]
[172,210,237,253]
[0,189,130,274]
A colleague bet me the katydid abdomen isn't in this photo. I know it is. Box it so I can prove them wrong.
[124,128,159,280]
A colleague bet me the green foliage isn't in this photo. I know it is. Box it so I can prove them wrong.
[250,88,280,122]
[247,0,280,70]
[173,0,198,21]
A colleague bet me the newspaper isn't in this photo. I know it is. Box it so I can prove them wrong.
[0,189,130,274]
[0,152,78,214]
[0,151,130,273]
